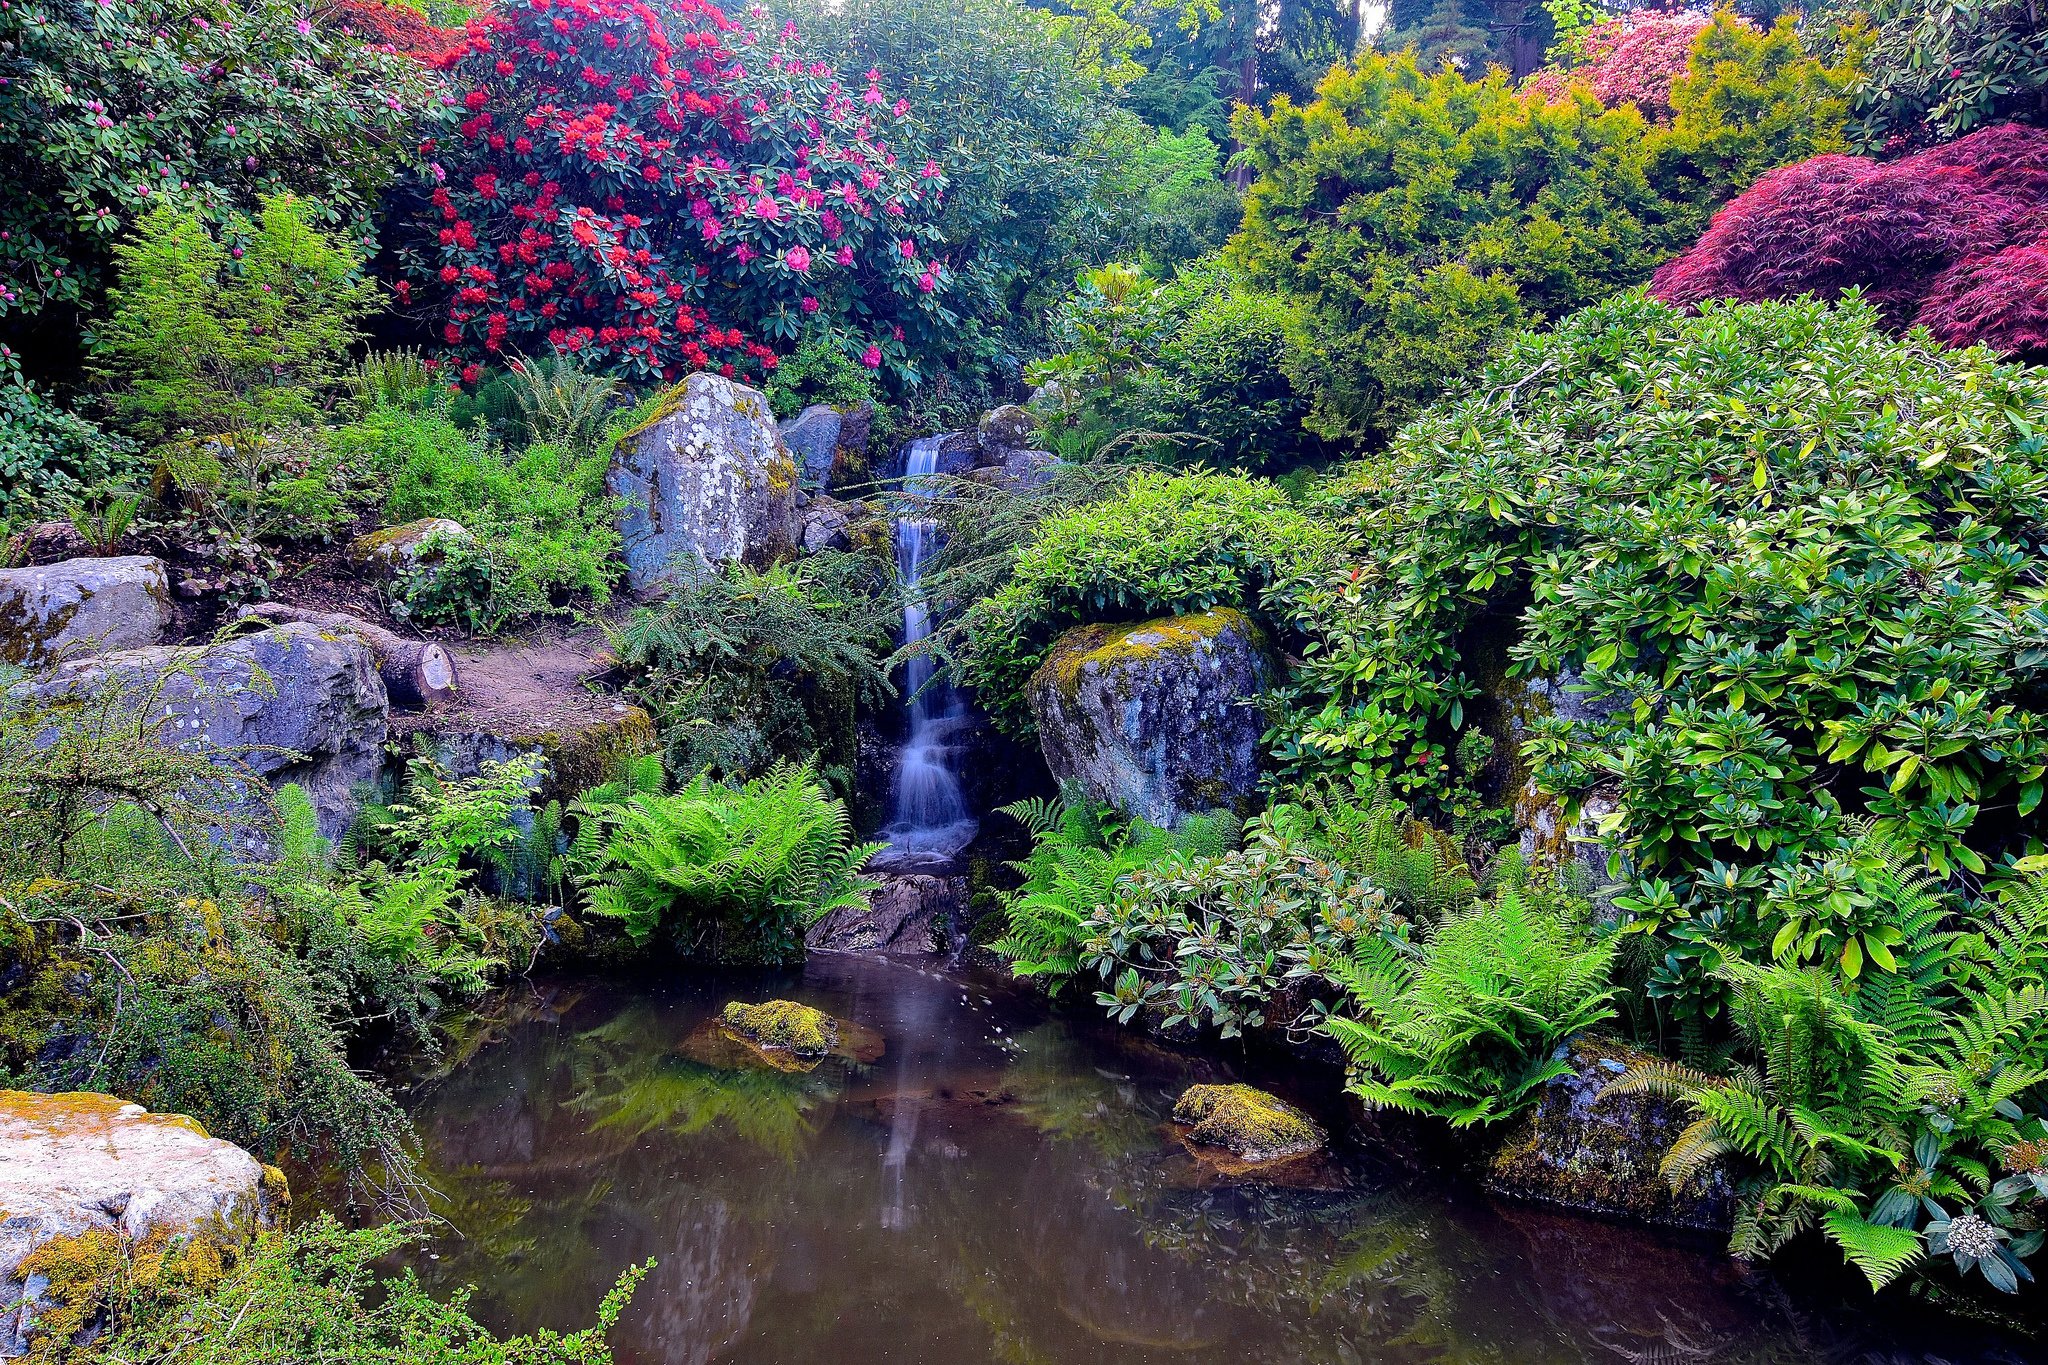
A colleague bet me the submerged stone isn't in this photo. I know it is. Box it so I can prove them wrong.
[1172,1083,1325,1163]
[720,1000,836,1057]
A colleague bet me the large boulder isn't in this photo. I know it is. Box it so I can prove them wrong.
[609,373,801,592]
[806,873,964,956]
[0,1091,287,1357]
[1486,1036,1733,1232]
[348,517,474,580]
[777,400,873,489]
[27,623,389,844]
[0,556,169,669]
[976,403,1037,452]
[1029,608,1272,828]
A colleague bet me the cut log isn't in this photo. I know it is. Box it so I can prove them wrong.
[236,603,458,709]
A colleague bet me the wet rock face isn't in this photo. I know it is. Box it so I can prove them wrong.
[1486,1037,1733,1232]
[0,556,169,668]
[807,873,964,955]
[1029,608,1273,829]
[609,373,801,592]
[0,1090,287,1357]
[26,623,389,844]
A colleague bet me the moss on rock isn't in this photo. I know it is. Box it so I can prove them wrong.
[1172,1083,1325,1162]
[719,1000,835,1056]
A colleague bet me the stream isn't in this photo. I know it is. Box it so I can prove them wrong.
[395,955,2037,1365]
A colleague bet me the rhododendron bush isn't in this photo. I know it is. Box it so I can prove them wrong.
[395,0,952,385]
[0,0,439,321]
[1522,10,1712,122]
[1652,123,2048,357]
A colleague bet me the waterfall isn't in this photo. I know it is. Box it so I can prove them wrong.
[873,435,978,872]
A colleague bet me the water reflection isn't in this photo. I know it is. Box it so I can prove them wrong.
[396,957,2037,1365]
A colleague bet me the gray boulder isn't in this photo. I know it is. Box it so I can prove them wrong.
[777,401,874,489]
[977,403,1038,452]
[348,517,474,579]
[1486,1037,1733,1232]
[609,373,801,592]
[0,556,169,668]
[29,623,389,844]
[807,873,964,956]
[1029,607,1273,828]
[1,1091,287,1357]
[799,498,853,554]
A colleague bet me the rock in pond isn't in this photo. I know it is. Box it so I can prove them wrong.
[1485,1036,1733,1232]
[23,622,388,844]
[682,1001,885,1074]
[0,1091,287,1357]
[807,873,964,956]
[1173,1083,1325,1162]
[0,556,169,668]
[347,517,474,578]
[721,1000,835,1056]
[609,372,801,592]
[1029,607,1273,828]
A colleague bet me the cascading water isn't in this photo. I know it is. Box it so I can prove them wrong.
[874,435,978,872]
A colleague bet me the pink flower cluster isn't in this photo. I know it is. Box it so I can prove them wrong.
[1522,10,1718,123]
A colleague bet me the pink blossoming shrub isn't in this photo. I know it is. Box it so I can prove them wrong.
[394,0,950,385]
[1651,123,2048,357]
[1523,11,1719,122]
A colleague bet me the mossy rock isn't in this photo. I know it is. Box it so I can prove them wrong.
[1172,1083,1325,1163]
[719,1000,836,1056]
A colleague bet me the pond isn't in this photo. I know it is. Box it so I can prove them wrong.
[394,954,2037,1365]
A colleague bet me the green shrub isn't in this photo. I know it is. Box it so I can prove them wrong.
[1229,21,1860,442]
[92,196,376,442]
[1325,876,1618,1127]
[337,408,621,630]
[1851,0,2048,148]
[1273,291,2048,1023]
[569,759,881,965]
[763,337,879,416]
[0,351,137,515]
[958,468,1349,730]
[88,1216,644,1365]
[609,555,896,790]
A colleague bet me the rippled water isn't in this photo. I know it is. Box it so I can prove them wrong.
[396,955,2036,1365]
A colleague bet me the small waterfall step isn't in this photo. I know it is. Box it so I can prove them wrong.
[872,434,978,874]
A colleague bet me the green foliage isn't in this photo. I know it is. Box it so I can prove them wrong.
[762,336,879,416]
[570,759,881,965]
[503,355,622,458]
[1089,114,1241,273]
[1274,293,2048,1025]
[345,348,438,416]
[1324,878,1618,1126]
[959,468,1348,730]
[1611,837,2048,1293]
[0,0,437,325]
[1229,24,1859,442]
[0,350,138,514]
[1029,259,1317,471]
[85,1216,644,1365]
[337,407,622,631]
[989,790,1239,984]
[609,554,896,789]
[92,197,377,442]
[1852,0,2048,148]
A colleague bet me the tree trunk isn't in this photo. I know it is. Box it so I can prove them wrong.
[237,603,459,710]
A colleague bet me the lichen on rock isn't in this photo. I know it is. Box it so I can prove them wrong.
[1172,1083,1325,1162]
[1029,607,1273,828]
[0,556,169,669]
[719,1000,836,1056]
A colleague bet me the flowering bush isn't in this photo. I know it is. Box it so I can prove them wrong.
[1854,0,2048,150]
[394,0,951,386]
[1522,10,1714,122]
[1651,123,2048,356]
[316,0,470,63]
[0,0,439,320]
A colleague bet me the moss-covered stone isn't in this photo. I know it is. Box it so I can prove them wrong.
[1172,1083,1325,1162]
[719,1000,836,1056]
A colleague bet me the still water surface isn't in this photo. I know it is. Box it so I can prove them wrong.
[398,954,2037,1365]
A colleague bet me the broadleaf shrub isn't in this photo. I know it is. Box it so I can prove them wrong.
[1271,291,2048,1016]
[0,0,436,322]
[1852,0,2048,149]
[0,348,137,515]
[1652,122,2048,358]
[395,0,952,386]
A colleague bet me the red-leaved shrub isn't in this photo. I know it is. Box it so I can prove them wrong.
[1522,11,1715,122]
[1651,123,2048,356]
[393,0,950,385]
[318,0,469,64]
